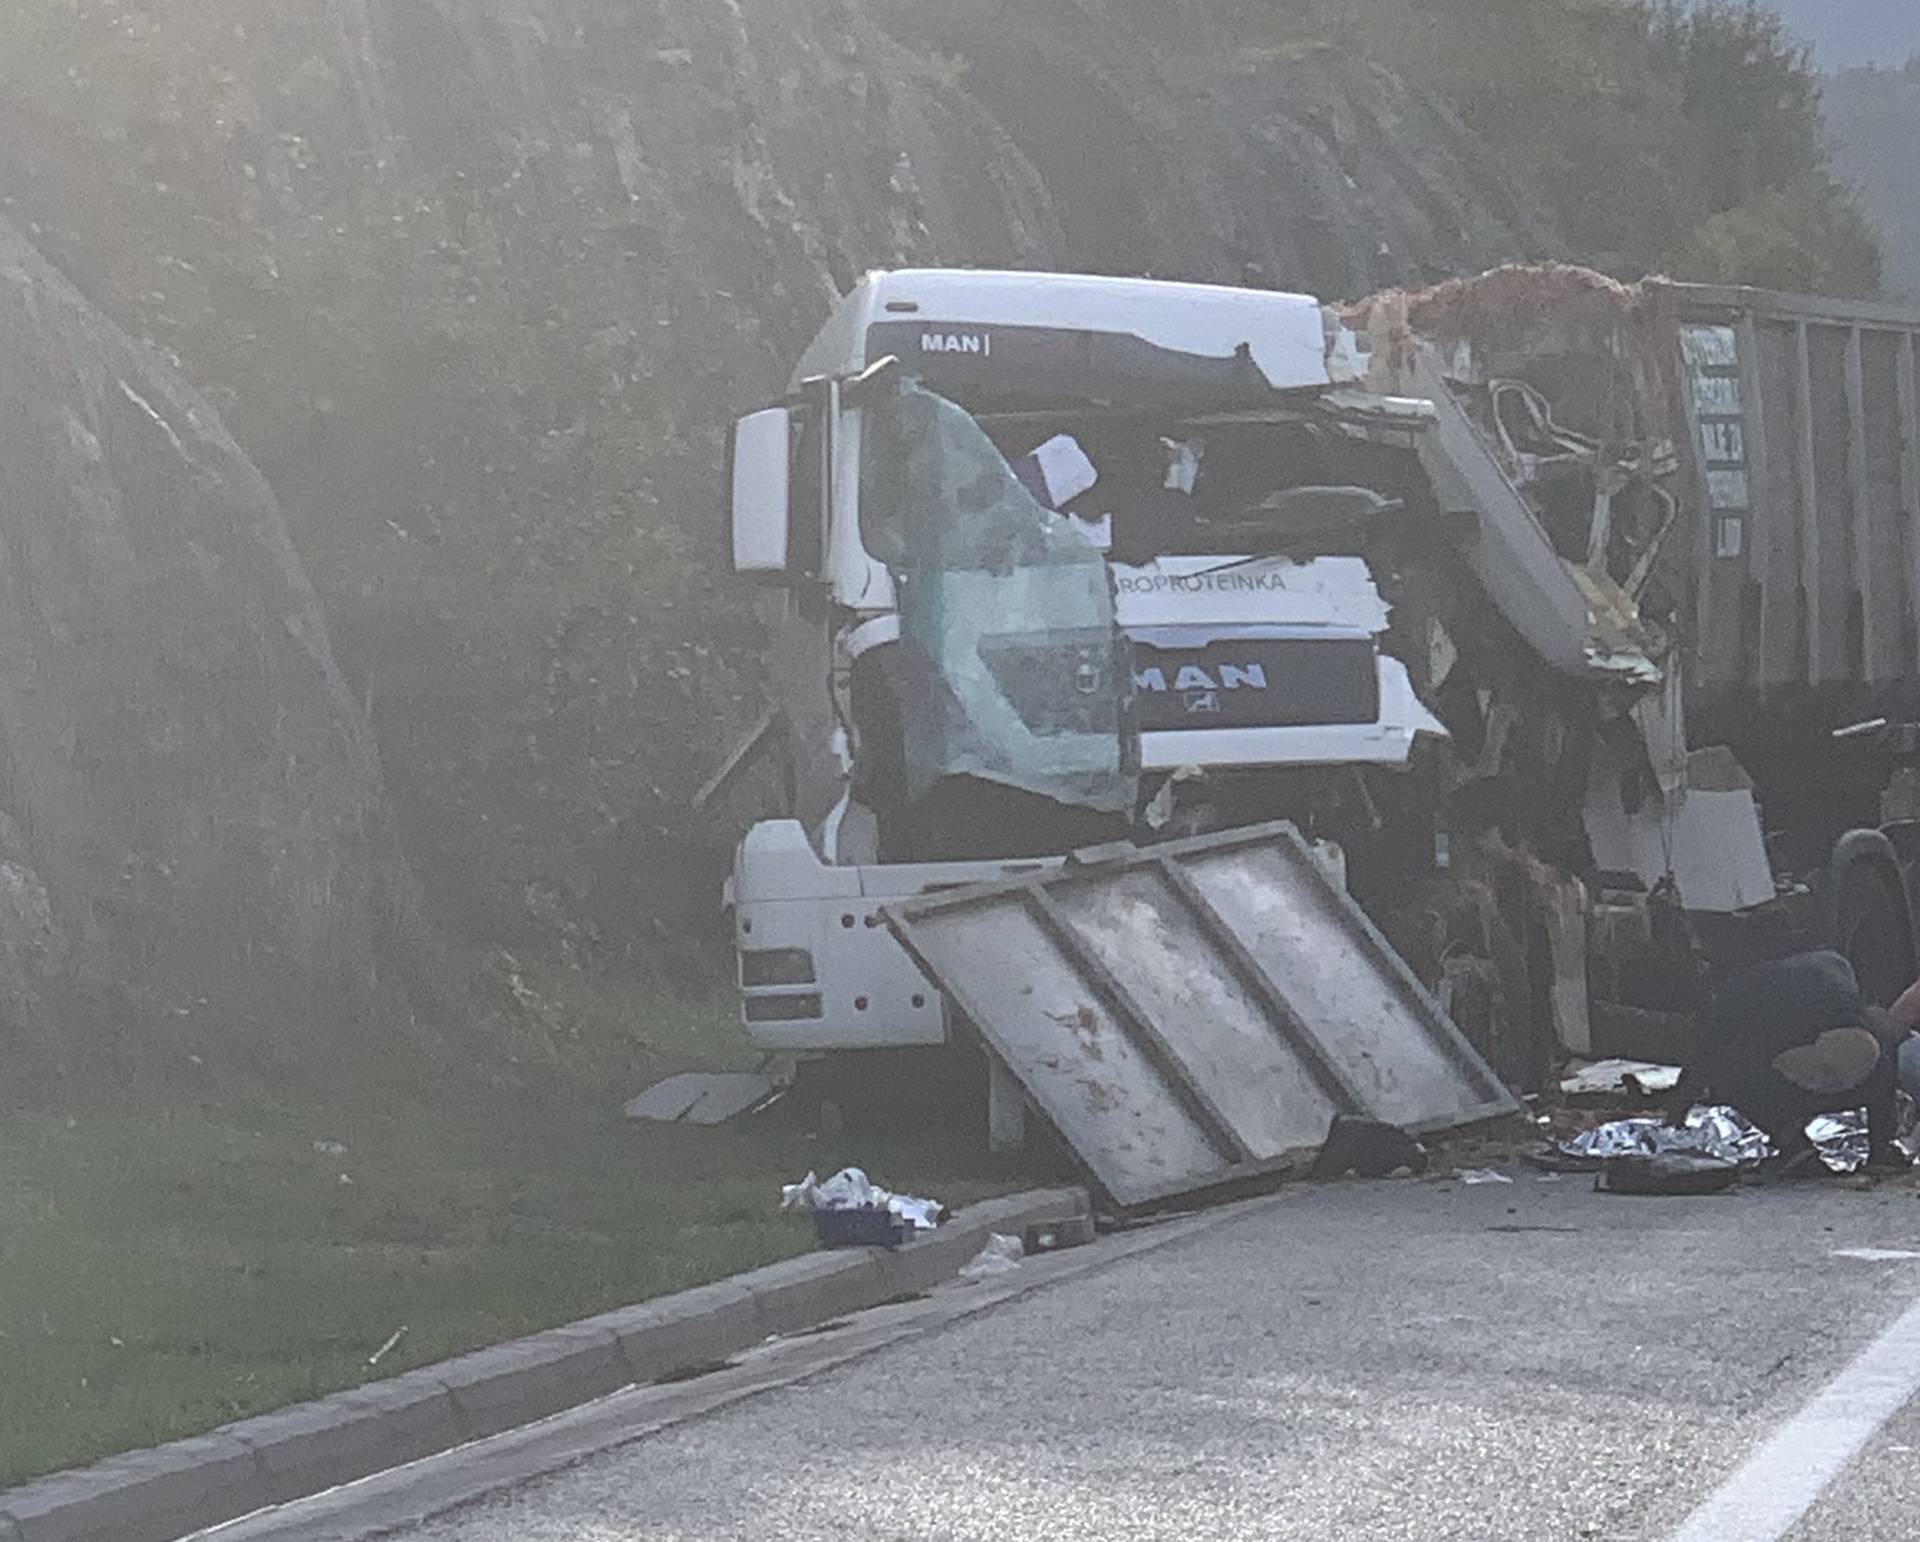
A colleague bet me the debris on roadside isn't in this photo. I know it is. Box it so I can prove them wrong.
[1309,1115,1430,1180]
[958,1234,1025,1280]
[1597,1153,1741,1196]
[1558,1060,1681,1100]
[885,822,1513,1214]
[1458,1168,1515,1185]
[1024,1215,1096,1254]
[367,1325,409,1367]
[1806,1111,1869,1174]
[779,1167,947,1251]
[1554,1105,1773,1169]
[626,1071,780,1125]
[1539,1102,1900,1186]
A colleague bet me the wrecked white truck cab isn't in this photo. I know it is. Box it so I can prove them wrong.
[723,269,1446,1052]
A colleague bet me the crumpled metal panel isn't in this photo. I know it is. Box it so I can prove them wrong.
[885,821,1518,1210]
[1405,351,1663,686]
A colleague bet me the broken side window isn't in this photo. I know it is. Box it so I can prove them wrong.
[858,379,1138,816]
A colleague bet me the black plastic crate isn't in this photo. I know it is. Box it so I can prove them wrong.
[812,1208,911,1249]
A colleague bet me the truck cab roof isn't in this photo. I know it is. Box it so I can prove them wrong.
[791,269,1343,398]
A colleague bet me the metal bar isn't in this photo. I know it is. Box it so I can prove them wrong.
[1900,333,1920,675]
[1847,328,1876,680]
[691,707,785,814]
[1667,283,1920,331]
[1022,884,1256,1165]
[1148,854,1368,1117]
[1795,321,1824,685]
[1678,326,1719,687]
[1736,315,1777,686]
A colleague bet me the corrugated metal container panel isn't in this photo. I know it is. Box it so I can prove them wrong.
[1666,285,1920,697]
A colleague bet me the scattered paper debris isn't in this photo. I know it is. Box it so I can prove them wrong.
[1458,1168,1514,1185]
[959,1234,1025,1280]
[779,1167,945,1231]
[313,1139,348,1157]
[1559,1059,1682,1098]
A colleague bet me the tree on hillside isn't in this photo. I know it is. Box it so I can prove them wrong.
[1652,0,1825,213]
[1216,0,1883,295]
[1650,1,1882,293]
[1666,174,1883,294]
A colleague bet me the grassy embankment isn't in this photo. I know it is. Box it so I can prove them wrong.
[0,972,1032,1488]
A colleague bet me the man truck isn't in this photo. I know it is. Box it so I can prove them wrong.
[714,264,1920,1123]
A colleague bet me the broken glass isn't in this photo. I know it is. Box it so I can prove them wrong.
[860,379,1137,815]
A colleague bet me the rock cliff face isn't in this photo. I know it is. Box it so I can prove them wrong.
[0,215,434,1067]
[0,0,1559,983]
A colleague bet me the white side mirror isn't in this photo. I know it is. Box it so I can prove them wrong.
[728,407,794,577]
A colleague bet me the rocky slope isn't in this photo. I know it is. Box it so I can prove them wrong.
[0,214,437,1070]
[0,0,1558,1002]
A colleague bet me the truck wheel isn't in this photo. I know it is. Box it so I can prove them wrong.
[1834,860,1916,1008]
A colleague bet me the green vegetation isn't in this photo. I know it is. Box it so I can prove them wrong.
[1208,0,1884,295]
[0,986,1035,1489]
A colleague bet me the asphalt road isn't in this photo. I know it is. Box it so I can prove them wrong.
[291,1175,1920,1542]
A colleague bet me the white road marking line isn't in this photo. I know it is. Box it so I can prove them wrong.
[1833,1248,1920,1262]
[1666,1291,1920,1542]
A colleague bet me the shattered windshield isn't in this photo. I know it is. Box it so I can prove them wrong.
[858,379,1138,815]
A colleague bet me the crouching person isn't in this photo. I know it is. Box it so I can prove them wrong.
[1669,947,1911,1173]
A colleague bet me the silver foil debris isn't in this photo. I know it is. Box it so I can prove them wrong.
[1559,1106,1774,1167]
[1562,1107,1877,1173]
[1805,1111,1869,1174]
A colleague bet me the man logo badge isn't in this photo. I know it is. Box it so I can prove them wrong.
[920,331,991,357]
[1134,663,1268,695]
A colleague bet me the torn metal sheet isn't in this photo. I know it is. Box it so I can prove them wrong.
[1583,748,1775,913]
[884,820,1517,1211]
[1398,348,1662,686]
[624,1072,777,1125]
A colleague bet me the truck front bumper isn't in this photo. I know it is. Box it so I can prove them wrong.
[731,820,1063,1052]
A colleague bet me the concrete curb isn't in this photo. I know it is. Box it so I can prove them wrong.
[0,1186,1089,1542]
